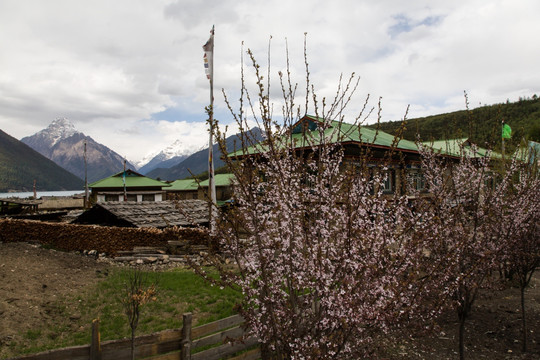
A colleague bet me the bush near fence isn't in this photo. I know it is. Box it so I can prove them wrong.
[0,219,211,255]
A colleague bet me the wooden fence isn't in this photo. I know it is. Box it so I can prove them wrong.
[10,313,261,360]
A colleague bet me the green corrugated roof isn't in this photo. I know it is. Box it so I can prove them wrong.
[229,115,419,157]
[422,138,501,158]
[229,115,502,160]
[199,173,235,187]
[326,119,419,151]
[168,179,199,191]
[89,169,171,189]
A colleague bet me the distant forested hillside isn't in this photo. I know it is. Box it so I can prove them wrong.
[373,96,540,151]
[0,129,83,192]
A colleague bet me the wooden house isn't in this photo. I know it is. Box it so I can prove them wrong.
[230,115,422,195]
[230,116,504,196]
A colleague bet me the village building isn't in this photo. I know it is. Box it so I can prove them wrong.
[197,174,235,204]
[165,179,199,200]
[230,115,423,195]
[230,116,508,196]
[165,174,235,204]
[89,169,170,203]
[73,200,208,228]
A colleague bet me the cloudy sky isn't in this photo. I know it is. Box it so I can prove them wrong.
[1,0,538,163]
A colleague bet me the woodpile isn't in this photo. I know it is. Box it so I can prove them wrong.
[0,219,210,255]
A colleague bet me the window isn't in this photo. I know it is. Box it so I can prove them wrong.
[407,171,426,192]
[142,194,155,202]
[126,194,137,202]
[105,194,119,202]
[382,169,395,193]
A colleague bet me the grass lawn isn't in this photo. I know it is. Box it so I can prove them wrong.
[13,267,242,356]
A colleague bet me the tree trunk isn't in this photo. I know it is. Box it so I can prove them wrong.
[521,285,527,353]
[458,315,466,360]
[131,326,136,360]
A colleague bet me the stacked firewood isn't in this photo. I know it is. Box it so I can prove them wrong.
[0,219,210,255]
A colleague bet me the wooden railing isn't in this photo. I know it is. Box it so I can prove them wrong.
[10,313,260,360]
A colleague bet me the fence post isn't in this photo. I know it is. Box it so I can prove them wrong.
[90,319,102,360]
[180,312,192,360]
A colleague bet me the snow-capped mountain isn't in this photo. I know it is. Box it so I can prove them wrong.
[137,139,198,174]
[20,117,78,155]
[135,151,160,170]
[21,118,136,183]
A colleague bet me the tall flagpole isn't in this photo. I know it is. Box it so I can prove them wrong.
[203,26,217,232]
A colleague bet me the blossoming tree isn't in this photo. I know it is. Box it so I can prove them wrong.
[493,158,539,352]
[199,42,437,359]
[412,142,538,360]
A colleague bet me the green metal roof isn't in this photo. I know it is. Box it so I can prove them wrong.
[229,115,501,161]
[168,179,199,191]
[422,138,501,158]
[229,115,419,157]
[89,169,171,189]
[199,173,235,187]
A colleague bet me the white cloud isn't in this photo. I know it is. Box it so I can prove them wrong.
[0,0,538,163]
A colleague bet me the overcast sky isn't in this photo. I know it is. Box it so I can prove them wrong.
[1,0,539,163]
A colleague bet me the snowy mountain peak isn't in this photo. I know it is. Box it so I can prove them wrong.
[136,139,198,174]
[137,139,194,168]
[135,150,160,169]
[37,117,79,146]
[161,139,192,158]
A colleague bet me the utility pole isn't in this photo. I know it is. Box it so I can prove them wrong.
[84,140,89,207]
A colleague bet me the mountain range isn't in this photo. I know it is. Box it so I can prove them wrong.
[146,127,264,181]
[21,118,136,183]
[11,118,262,188]
[0,128,83,192]
[4,97,538,191]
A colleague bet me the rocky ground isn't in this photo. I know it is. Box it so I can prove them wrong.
[0,241,538,359]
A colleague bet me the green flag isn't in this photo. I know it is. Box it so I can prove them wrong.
[502,123,512,139]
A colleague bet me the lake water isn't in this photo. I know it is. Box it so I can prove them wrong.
[0,190,85,199]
